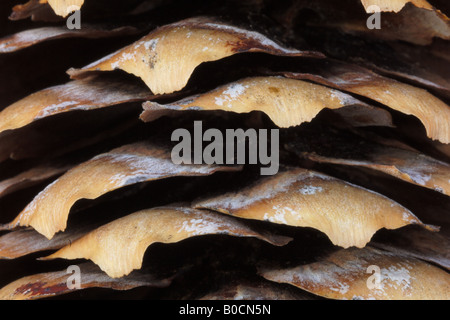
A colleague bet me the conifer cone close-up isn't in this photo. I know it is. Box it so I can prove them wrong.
[0,0,449,301]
